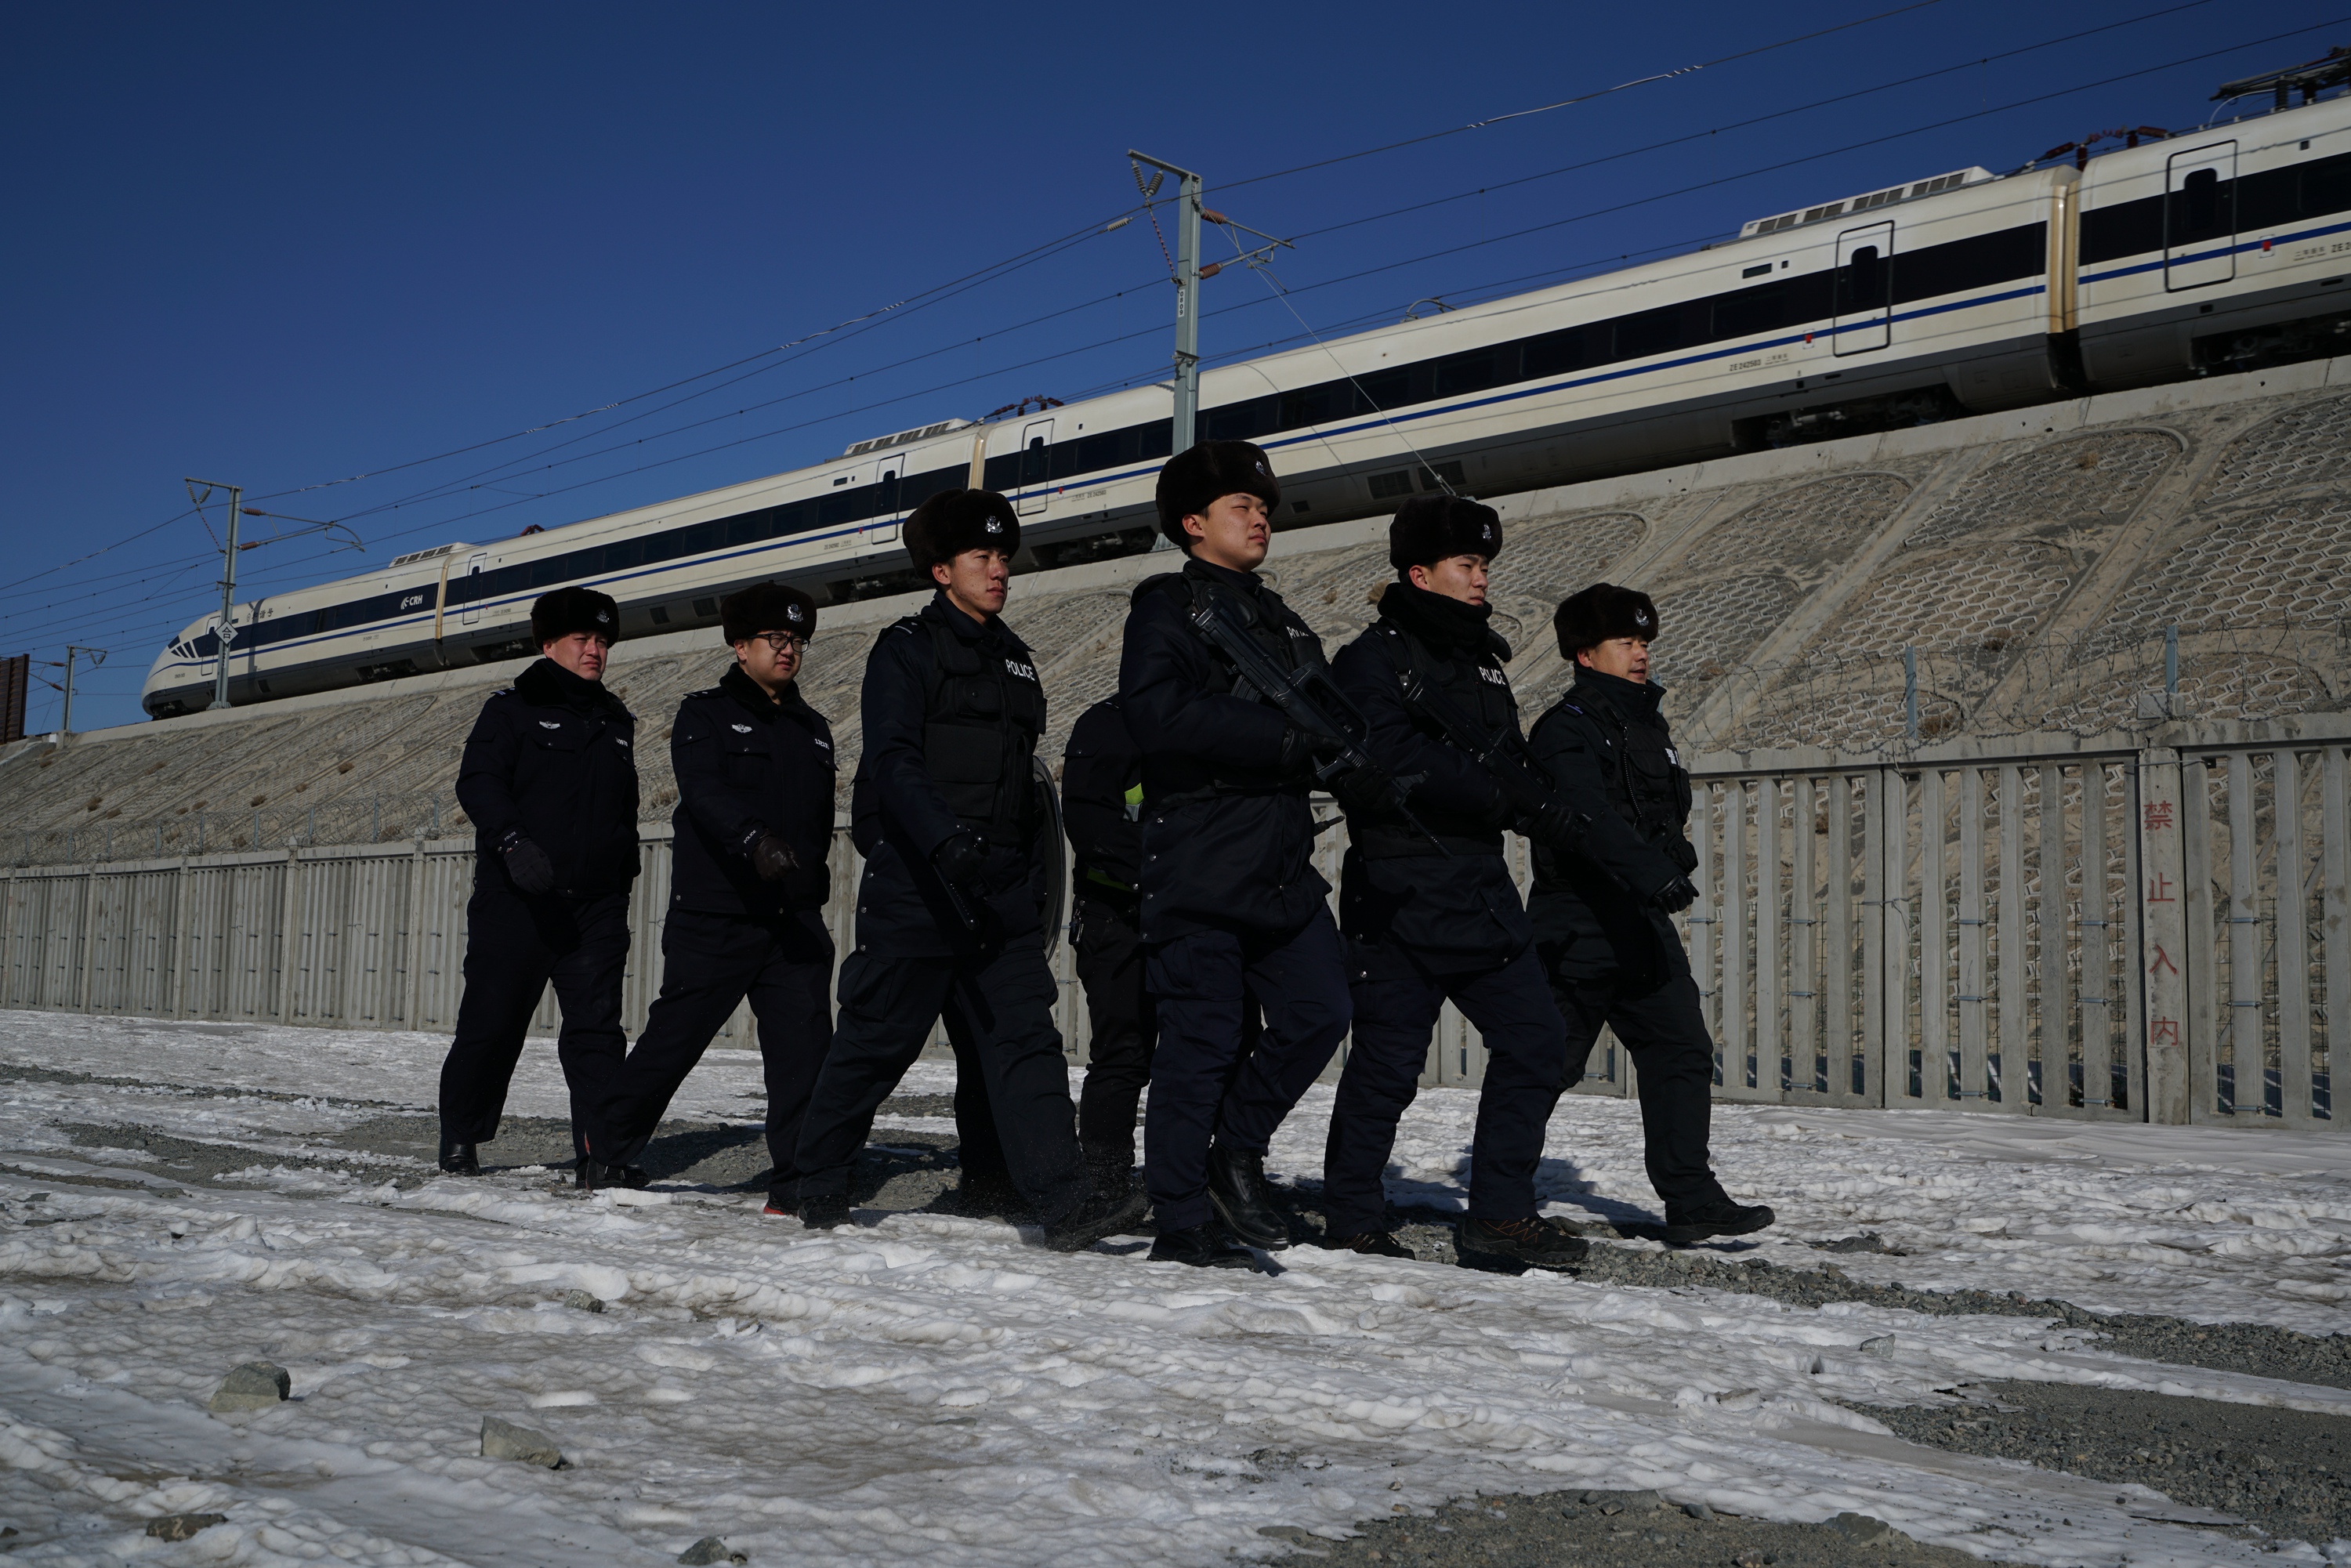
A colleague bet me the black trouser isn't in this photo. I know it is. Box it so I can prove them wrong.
[438,884,632,1162]
[1323,946,1567,1239]
[1548,961,1727,1214]
[1074,893,1153,1170]
[795,937,1085,1223]
[1145,907,1350,1232]
[589,908,832,1198]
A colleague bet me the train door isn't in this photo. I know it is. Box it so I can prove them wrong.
[458,552,487,625]
[1832,221,1893,356]
[2164,141,2237,292]
[1016,418,1055,516]
[868,451,904,545]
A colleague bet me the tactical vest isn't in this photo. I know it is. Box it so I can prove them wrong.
[915,612,1045,837]
[1143,570,1324,806]
[1529,683,1696,888]
[1363,620,1520,859]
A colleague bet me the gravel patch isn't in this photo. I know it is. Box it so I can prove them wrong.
[1860,1381,2351,1549]
[1271,1196,2351,1394]
[1239,1486,1980,1567]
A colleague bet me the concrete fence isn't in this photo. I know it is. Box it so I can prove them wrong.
[3,713,2344,1127]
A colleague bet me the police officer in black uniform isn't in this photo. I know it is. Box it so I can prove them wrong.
[1064,696,1266,1204]
[1120,441,1378,1269]
[1527,584,1776,1244]
[1061,697,1152,1201]
[581,582,835,1208]
[438,586,638,1177]
[1322,498,1584,1268]
[792,490,1143,1251]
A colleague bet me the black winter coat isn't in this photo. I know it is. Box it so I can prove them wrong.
[1331,581,1531,972]
[1061,697,1143,915]
[1118,556,1328,941]
[1524,666,1697,992]
[668,664,837,917]
[455,658,640,896]
[849,592,1050,958]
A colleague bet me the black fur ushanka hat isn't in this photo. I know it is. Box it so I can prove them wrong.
[1154,440,1281,547]
[719,581,817,643]
[905,489,1020,573]
[1389,494,1502,572]
[1553,582,1659,656]
[530,585,621,646]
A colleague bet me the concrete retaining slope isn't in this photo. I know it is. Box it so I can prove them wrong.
[7,354,2351,866]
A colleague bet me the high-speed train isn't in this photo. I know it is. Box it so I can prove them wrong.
[144,68,2351,718]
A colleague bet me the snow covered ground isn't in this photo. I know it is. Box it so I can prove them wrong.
[2,1010,2348,1567]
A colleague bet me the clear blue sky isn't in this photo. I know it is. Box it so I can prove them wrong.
[4,0,2339,731]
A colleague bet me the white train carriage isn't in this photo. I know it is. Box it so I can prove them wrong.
[2074,89,2351,386]
[143,77,2351,720]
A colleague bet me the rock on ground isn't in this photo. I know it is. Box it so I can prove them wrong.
[207,1360,290,1412]
[480,1415,563,1468]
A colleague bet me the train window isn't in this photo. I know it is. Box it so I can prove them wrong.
[1020,435,1049,485]
[1838,246,1889,310]
[2302,161,2351,217]
[1433,348,1510,397]
[1350,367,1412,412]
[1614,306,1683,360]
[1204,402,1264,441]
[1277,384,1345,429]
[2172,166,2232,241]
[1521,328,1586,378]
[1712,284,1789,339]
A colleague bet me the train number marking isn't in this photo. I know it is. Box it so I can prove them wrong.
[1726,351,1791,374]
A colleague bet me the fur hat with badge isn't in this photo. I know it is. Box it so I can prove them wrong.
[531,585,621,647]
[1553,582,1659,657]
[1154,440,1281,548]
[904,489,1020,574]
[1389,494,1503,573]
[720,581,818,644]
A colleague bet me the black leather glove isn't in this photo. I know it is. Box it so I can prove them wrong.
[1515,800,1581,852]
[1646,874,1700,914]
[1325,760,1400,818]
[499,832,554,896]
[750,834,799,882]
[931,831,988,888]
[1664,833,1700,875]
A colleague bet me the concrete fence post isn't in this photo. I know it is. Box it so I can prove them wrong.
[2135,746,2190,1124]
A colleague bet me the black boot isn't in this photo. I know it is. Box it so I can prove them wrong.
[1147,1222,1259,1269]
[437,1139,479,1176]
[1458,1215,1590,1270]
[575,1159,649,1193]
[1082,1145,1136,1207]
[1319,1229,1415,1259]
[799,1194,852,1229]
[1205,1143,1288,1250]
[1664,1197,1776,1244]
[1041,1182,1150,1253]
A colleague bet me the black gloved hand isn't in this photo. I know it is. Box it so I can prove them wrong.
[751,834,799,882]
[931,831,988,888]
[1646,874,1699,914]
[500,833,555,896]
[1515,800,1581,852]
[1325,760,1400,818]
[1665,833,1700,875]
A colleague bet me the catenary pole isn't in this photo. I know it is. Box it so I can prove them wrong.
[1128,151,1203,453]
[187,479,243,712]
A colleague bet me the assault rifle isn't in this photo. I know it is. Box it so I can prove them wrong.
[1389,654,1590,857]
[1184,587,1447,854]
